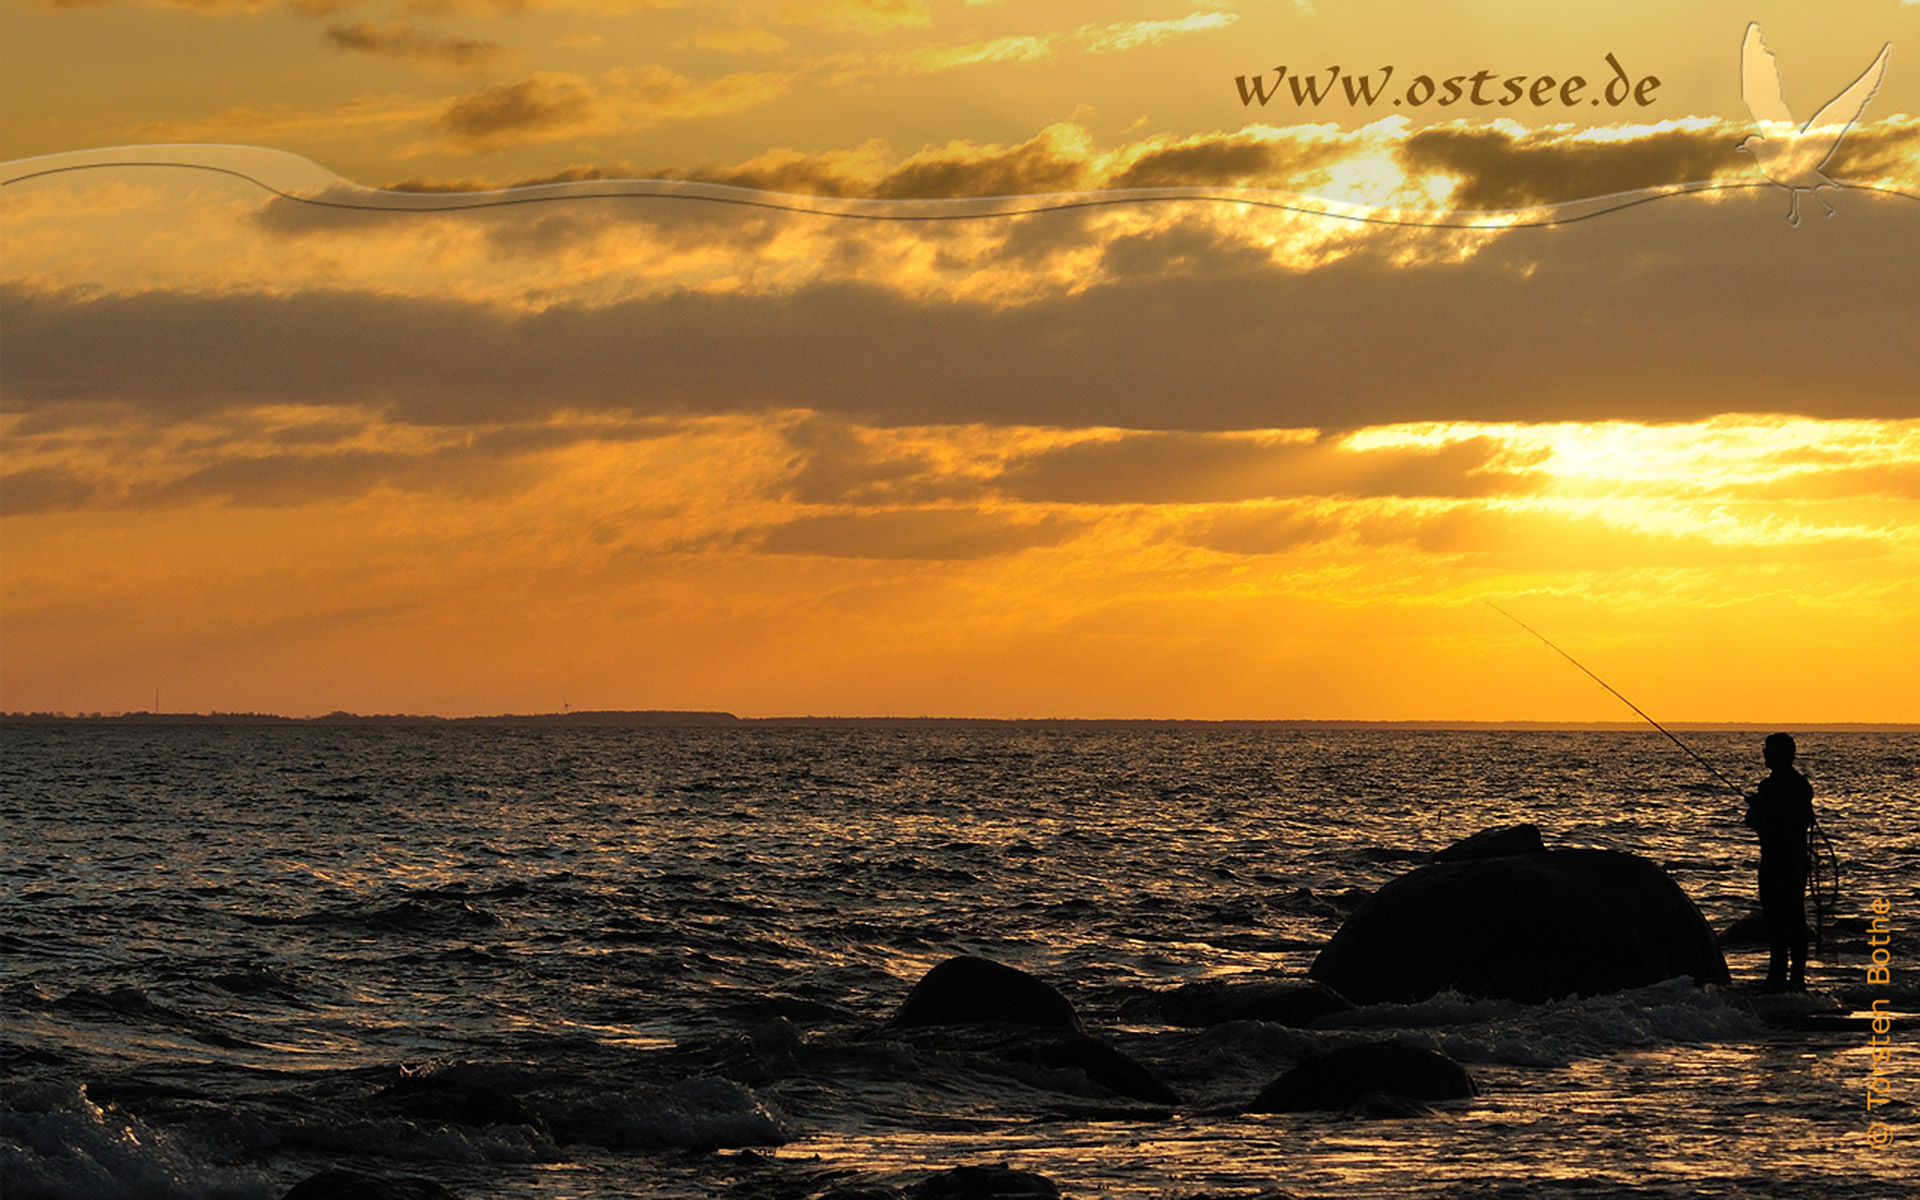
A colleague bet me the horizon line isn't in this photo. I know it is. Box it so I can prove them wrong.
[3,709,1915,733]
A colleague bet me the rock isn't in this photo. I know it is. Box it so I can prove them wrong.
[1341,1091,1438,1119]
[1432,823,1544,863]
[282,1169,462,1200]
[1718,911,1770,948]
[1309,848,1730,1004]
[1249,1041,1475,1113]
[998,1031,1181,1105]
[889,957,1179,1105]
[892,957,1083,1033]
[917,1164,1060,1199]
[1157,979,1351,1028]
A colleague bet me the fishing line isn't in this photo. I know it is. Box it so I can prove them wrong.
[1485,600,1840,957]
[1483,601,1742,794]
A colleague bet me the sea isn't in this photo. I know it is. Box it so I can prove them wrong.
[2,723,1915,1200]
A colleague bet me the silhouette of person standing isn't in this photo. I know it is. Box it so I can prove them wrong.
[1744,732,1815,992]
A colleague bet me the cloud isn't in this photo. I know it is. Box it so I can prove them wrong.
[433,72,600,149]
[760,508,1079,559]
[996,432,1541,504]
[1077,12,1238,55]
[326,21,511,69]
[426,66,795,152]
[767,0,928,35]
[7,168,1917,434]
[1186,505,1340,555]
[819,34,1054,86]
[1823,120,1920,185]
[1349,504,1893,569]
[134,95,437,142]
[1400,120,1745,209]
[694,26,791,55]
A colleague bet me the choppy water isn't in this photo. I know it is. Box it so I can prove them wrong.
[2,725,1915,1199]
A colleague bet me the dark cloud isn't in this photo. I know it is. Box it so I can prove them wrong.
[247,185,803,265]
[780,420,986,506]
[1825,122,1920,184]
[8,187,1916,434]
[1186,506,1340,556]
[1109,134,1348,191]
[873,134,1087,200]
[997,433,1537,504]
[759,509,1080,560]
[325,21,508,68]
[0,465,101,515]
[0,445,540,513]
[434,73,596,150]
[1401,124,1745,209]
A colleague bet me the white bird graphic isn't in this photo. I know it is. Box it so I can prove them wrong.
[1738,22,1890,224]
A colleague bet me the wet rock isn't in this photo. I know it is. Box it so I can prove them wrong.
[1432,823,1544,863]
[888,957,1179,1105]
[1157,979,1352,1028]
[1342,1091,1438,1119]
[916,1164,1061,1199]
[1309,848,1731,1004]
[892,957,1083,1033]
[376,1064,546,1132]
[282,1168,463,1200]
[1249,1041,1475,1113]
[894,1021,1180,1106]
[1718,910,1770,948]
[998,1031,1181,1105]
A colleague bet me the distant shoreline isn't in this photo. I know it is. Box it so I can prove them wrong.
[3,710,1915,732]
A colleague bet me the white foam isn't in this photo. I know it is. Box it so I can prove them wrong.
[548,1076,788,1149]
[0,1082,272,1200]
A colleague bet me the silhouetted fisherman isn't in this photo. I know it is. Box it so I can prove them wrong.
[1744,732,1815,992]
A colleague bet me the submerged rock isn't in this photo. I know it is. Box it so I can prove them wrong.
[282,1169,463,1200]
[1718,911,1770,948]
[917,1164,1061,1199]
[1310,848,1730,1004]
[891,957,1083,1033]
[997,1031,1182,1105]
[1249,1041,1475,1113]
[890,957,1180,1105]
[1432,823,1544,863]
[1157,979,1352,1028]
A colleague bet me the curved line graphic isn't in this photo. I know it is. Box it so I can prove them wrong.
[4,145,1916,229]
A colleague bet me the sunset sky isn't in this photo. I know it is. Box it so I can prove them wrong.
[3,0,1918,721]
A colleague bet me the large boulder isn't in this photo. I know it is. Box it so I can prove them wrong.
[1433,823,1544,863]
[892,957,1083,1033]
[1249,1041,1475,1112]
[1309,848,1730,1004]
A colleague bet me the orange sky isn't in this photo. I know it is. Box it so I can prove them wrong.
[3,1,1918,720]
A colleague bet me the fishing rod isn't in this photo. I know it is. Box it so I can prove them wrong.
[1484,601,1742,793]
[1485,600,1840,956]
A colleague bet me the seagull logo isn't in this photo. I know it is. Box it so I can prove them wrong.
[1738,22,1891,224]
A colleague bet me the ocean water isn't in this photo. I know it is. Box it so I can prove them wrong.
[1,724,1914,1199]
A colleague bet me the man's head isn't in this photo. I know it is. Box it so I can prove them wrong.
[1764,732,1797,770]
